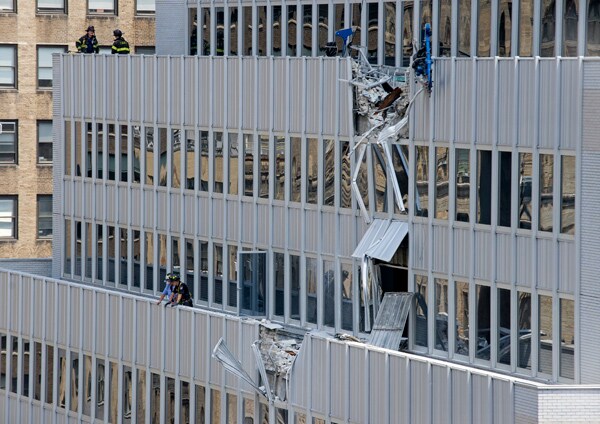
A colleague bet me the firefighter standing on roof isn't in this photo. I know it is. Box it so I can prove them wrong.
[111,29,130,54]
[76,26,99,54]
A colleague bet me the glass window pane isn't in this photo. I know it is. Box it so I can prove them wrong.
[228,133,239,195]
[456,148,470,222]
[274,136,285,201]
[477,0,491,56]
[340,141,351,208]
[497,288,511,365]
[258,135,269,198]
[498,0,512,56]
[202,9,212,56]
[538,294,553,375]
[498,151,512,227]
[415,146,429,217]
[541,0,556,56]
[136,369,146,422]
[587,0,600,55]
[0,1,14,11]
[435,147,449,219]
[306,257,318,324]
[230,7,239,56]
[520,0,534,55]
[434,278,448,351]
[415,275,428,347]
[560,155,575,234]
[341,262,353,331]
[172,129,181,189]
[211,389,221,424]
[384,2,397,64]
[302,5,313,56]
[323,260,335,328]
[475,285,491,360]
[290,254,300,320]
[317,4,328,56]
[0,46,15,66]
[184,130,194,189]
[214,132,223,193]
[559,298,574,379]
[145,127,154,185]
[195,385,206,423]
[150,373,160,422]
[518,152,533,229]
[165,377,175,423]
[373,146,387,212]
[518,291,532,369]
[227,392,237,424]
[306,137,318,204]
[180,381,190,423]
[243,134,254,196]
[214,243,223,305]
[137,0,155,12]
[477,150,492,225]
[89,0,114,11]
[0,65,14,84]
[290,137,301,202]
[274,252,284,316]
[257,6,267,55]
[288,5,298,56]
[439,0,452,55]
[539,153,554,232]
[38,121,53,142]
[38,0,64,8]
[199,241,208,301]
[158,128,168,187]
[228,245,237,307]
[563,0,579,56]
[199,131,208,191]
[455,281,469,355]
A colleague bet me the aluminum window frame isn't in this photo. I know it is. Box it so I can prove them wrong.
[135,0,155,15]
[37,45,68,89]
[0,44,17,88]
[36,0,66,14]
[0,0,15,13]
[37,120,53,164]
[0,195,17,240]
[37,195,52,239]
[87,0,117,15]
[0,120,17,164]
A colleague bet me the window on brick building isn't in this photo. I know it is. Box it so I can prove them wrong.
[37,195,52,238]
[37,0,65,13]
[136,0,154,14]
[88,0,116,14]
[37,120,53,164]
[0,45,16,88]
[135,46,155,55]
[37,46,67,88]
[0,0,15,12]
[0,196,17,239]
[0,121,17,163]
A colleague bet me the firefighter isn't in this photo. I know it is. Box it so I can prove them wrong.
[111,29,130,55]
[76,26,99,54]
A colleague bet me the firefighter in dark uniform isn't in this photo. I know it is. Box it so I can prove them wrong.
[76,26,99,54]
[111,29,130,54]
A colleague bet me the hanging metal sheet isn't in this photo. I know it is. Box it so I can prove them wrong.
[365,220,409,262]
[352,218,389,259]
[367,292,413,350]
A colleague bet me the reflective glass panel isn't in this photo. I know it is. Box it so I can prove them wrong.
[272,6,282,56]
[227,392,237,423]
[564,0,579,56]
[274,136,285,201]
[560,298,574,379]
[519,0,534,55]
[97,123,104,179]
[415,146,429,217]
[288,5,298,56]
[498,0,512,56]
[290,137,301,202]
[120,228,128,286]
[34,342,42,401]
[96,359,105,420]
[199,131,209,191]
[373,146,387,212]
[497,288,511,365]
[214,244,223,305]
[498,151,512,227]
[107,226,116,285]
[107,124,115,180]
[172,129,181,189]
[334,4,345,52]
[202,9,211,55]
[97,224,103,281]
[434,278,449,351]
[560,155,575,234]
[402,2,413,64]
[455,281,469,355]
[109,362,118,423]
[477,150,492,225]
[518,153,533,229]
[258,135,269,198]
[75,222,82,277]
[539,153,554,232]
[185,238,194,295]
[145,127,154,185]
[456,148,470,222]
[541,0,556,56]
[243,134,254,197]
[477,0,491,56]
[123,366,132,421]
[351,3,363,60]
[392,144,410,212]
[323,259,335,328]
[214,132,224,193]
[384,2,397,64]
[307,137,319,204]
[132,126,142,184]
[228,133,239,195]
[228,245,238,307]
[181,381,190,424]
[341,262,353,331]
[306,257,318,324]
[518,291,532,369]
[340,141,351,208]
[317,4,328,56]
[57,348,66,405]
[150,373,160,423]
[435,147,449,219]
[241,6,252,55]
[145,232,154,291]
[22,340,30,397]
[136,369,146,423]
[46,345,54,403]
[415,275,428,347]
[185,130,195,189]
[320,139,334,206]
[302,5,313,56]
[133,231,141,289]
[83,355,92,416]
[274,252,284,316]
[211,389,221,423]
[475,285,491,360]
[257,6,267,55]
[65,121,71,175]
[538,294,553,374]
[156,128,167,187]
[367,3,378,61]
[587,0,600,55]
[290,254,300,320]
[200,241,208,301]
[165,377,175,423]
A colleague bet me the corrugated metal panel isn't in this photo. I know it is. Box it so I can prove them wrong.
[452,369,470,423]
[179,309,193,378]
[213,58,225,129]
[171,192,181,234]
[310,337,328,415]
[135,300,148,366]
[157,57,169,124]
[21,276,32,337]
[226,58,240,129]
[226,199,239,242]
[82,290,94,353]
[496,233,513,284]
[198,58,211,128]
[64,180,72,216]
[108,294,120,358]
[193,313,208,383]
[339,60,351,138]
[164,308,177,374]
[131,56,143,122]
[412,222,429,271]
[411,360,430,424]
[273,58,286,133]
[560,59,579,150]
[241,58,254,131]
[339,214,355,257]
[413,83,431,142]
[183,57,196,126]
[155,0,187,55]
[513,384,538,423]
[223,318,239,389]
[57,284,68,346]
[305,59,320,135]
[95,292,106,355]
[183,194,194,236]
[106,56,117,122]
[367,221,409,262]
[70,56,81,118]
[472,374,491,423]
[257,58,270,132]
[170,58,183,125]
[432,365,450,424]
[69,287,80,348]
[455,60,474,143]
[433,58,452,142]
[211,197,224,239]
[272,205,285,248]
[118,185,128,224]
[143,56,155,124]
[322,212,335,255]
[538,60,557,150]
[432,224,448,273]
[289,58,303,134]
[0,273,7,330]
[82,181,91,219]
[536,238,554,290]
[130,188,141,227]
[305,209,318,253]
[32,279,44,339]
[582,90,600,152]
[322,59,337,137]
[497,60,516,147]
[257,203,269,246]
[95,183,103,218]
[209,315,224,382]
[493,379,513,424]
[95,55,106,120]
[348,345,366,423]
[240,320,258,395]
[290,336,309,408]
[73,181,82,217]
[288,207,301,251]
[197,195,209,237]
[389,355,410,424]
[62,56,71,117]
[122,298,133,363]
[156,191,168,231]
[516,235,533,288]
[368,293,412,350]
[583,60,600,88]
[329,342,347,420]
[474,230,492,281]
[475,60,494,145]
[517,59,535,148]
[559,240,575,294]
[352,219,388,259]
[368,350,387,424]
